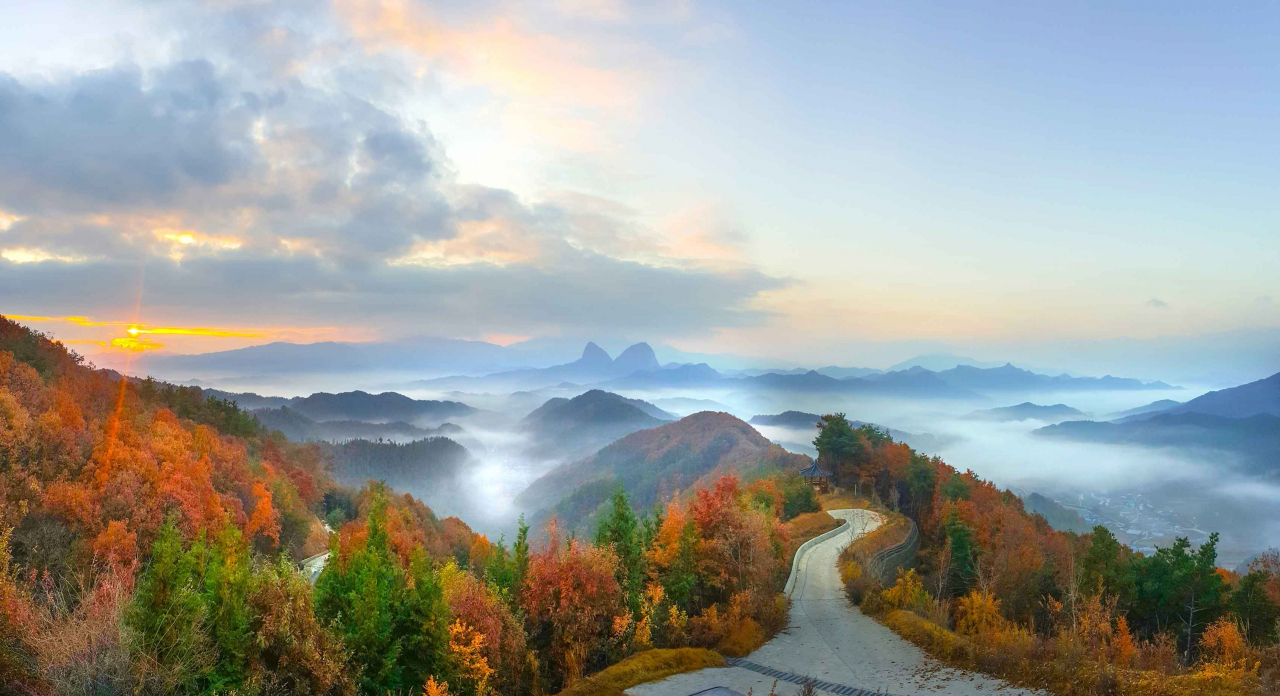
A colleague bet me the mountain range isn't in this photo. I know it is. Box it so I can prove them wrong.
[252,406,484,451]
[1157,371,1280,419]
[964,402,1088,422]
[1033,370,1280,476]
[516,411,809,533]
[1106,399,1183,421]
[208,389,476,425]
[1035,413,1280,476]
[416,342,663,391]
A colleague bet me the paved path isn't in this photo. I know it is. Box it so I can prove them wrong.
[629,509,1040,696]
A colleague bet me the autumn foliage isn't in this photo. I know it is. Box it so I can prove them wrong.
[0,317,805,695]
[814,412,1280,695]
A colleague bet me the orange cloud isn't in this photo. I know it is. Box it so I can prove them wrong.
[335,0,653,155]
[0,209,23,231]
[7,315,131,328]
[1,248,86,264]
[340,0,640,108]
[4,314,336,343]
[391,217,545,268]
[482,332,530,347]
[127,326,262,338]
[62,337,166,353]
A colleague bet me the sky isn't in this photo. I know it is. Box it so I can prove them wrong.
[1,1,1278,379]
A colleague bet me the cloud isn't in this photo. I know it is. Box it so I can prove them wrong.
[0,0,784,350]
[0,62,257,214]
[1145,298,1169,309]
[0,250,785,340]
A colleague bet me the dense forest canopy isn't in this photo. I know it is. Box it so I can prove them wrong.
[0,316,815,695]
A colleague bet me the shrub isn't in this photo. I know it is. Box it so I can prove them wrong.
[882,569,932,616]
[716,618,764,657]
[883,610,972,663]
[1199,617,1248,666]
[955,590,1005,637]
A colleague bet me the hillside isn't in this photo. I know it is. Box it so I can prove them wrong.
[1034,412,1280,474]
[252,406,483,450]
[0,316,803,696]
[1163,371,1280,418]
[1024,492,1091,533]
[321,437,475,515]
[750,410,822,428]
[518,389,669,461]
[210,388,476,424]
[653,396,731,415]
[964,402,1087,422]
[1107,398,1182,420]
[516,411,809,532]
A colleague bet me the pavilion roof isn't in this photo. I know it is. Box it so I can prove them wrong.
[798,461,832,479]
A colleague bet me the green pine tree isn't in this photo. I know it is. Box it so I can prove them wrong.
[127,519,212,693]
[594,488,646,615]
[315,489,453,695]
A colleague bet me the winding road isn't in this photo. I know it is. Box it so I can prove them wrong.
[629,509,1040,696]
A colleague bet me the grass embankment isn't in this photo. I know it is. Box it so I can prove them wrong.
[553,648,725,696]
[817,489,873,511]
[878,606,1269,696]
[782,510,839,566]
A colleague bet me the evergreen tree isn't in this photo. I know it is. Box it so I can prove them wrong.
[812,413,862,487]
[594,488,646,615]
[663,520,702,612]
[940,472,971,502]
[202,523,254,690]
[943,511,979,597]
[1231,569,1279,646]
[1133,534,1228,663]
[401,553,453,689]
[904,454,937,518]
[127,519,212,692]
[1080,525,1135,603]
[511,515,531,600]
[315,491,453,695]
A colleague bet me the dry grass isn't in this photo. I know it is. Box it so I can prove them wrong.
[554,648,725,696]
[817,488,873,511]
[716,618,766,657]
[845,513,909,559]
[783,511,839,565]
[878,607,1266,695]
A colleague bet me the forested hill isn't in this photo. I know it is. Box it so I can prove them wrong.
[517,389,670,462]
[322,436,476,517]
[517,411,809,532]
[0,316,487,693]
[0,316,829,695]
[251,405,485,451]
[208,387,477,423]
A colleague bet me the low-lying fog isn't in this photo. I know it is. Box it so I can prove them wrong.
[175,369,1277,568]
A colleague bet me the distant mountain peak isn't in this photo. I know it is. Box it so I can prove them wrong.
[613,342,660,373]
[578,341,612,366]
